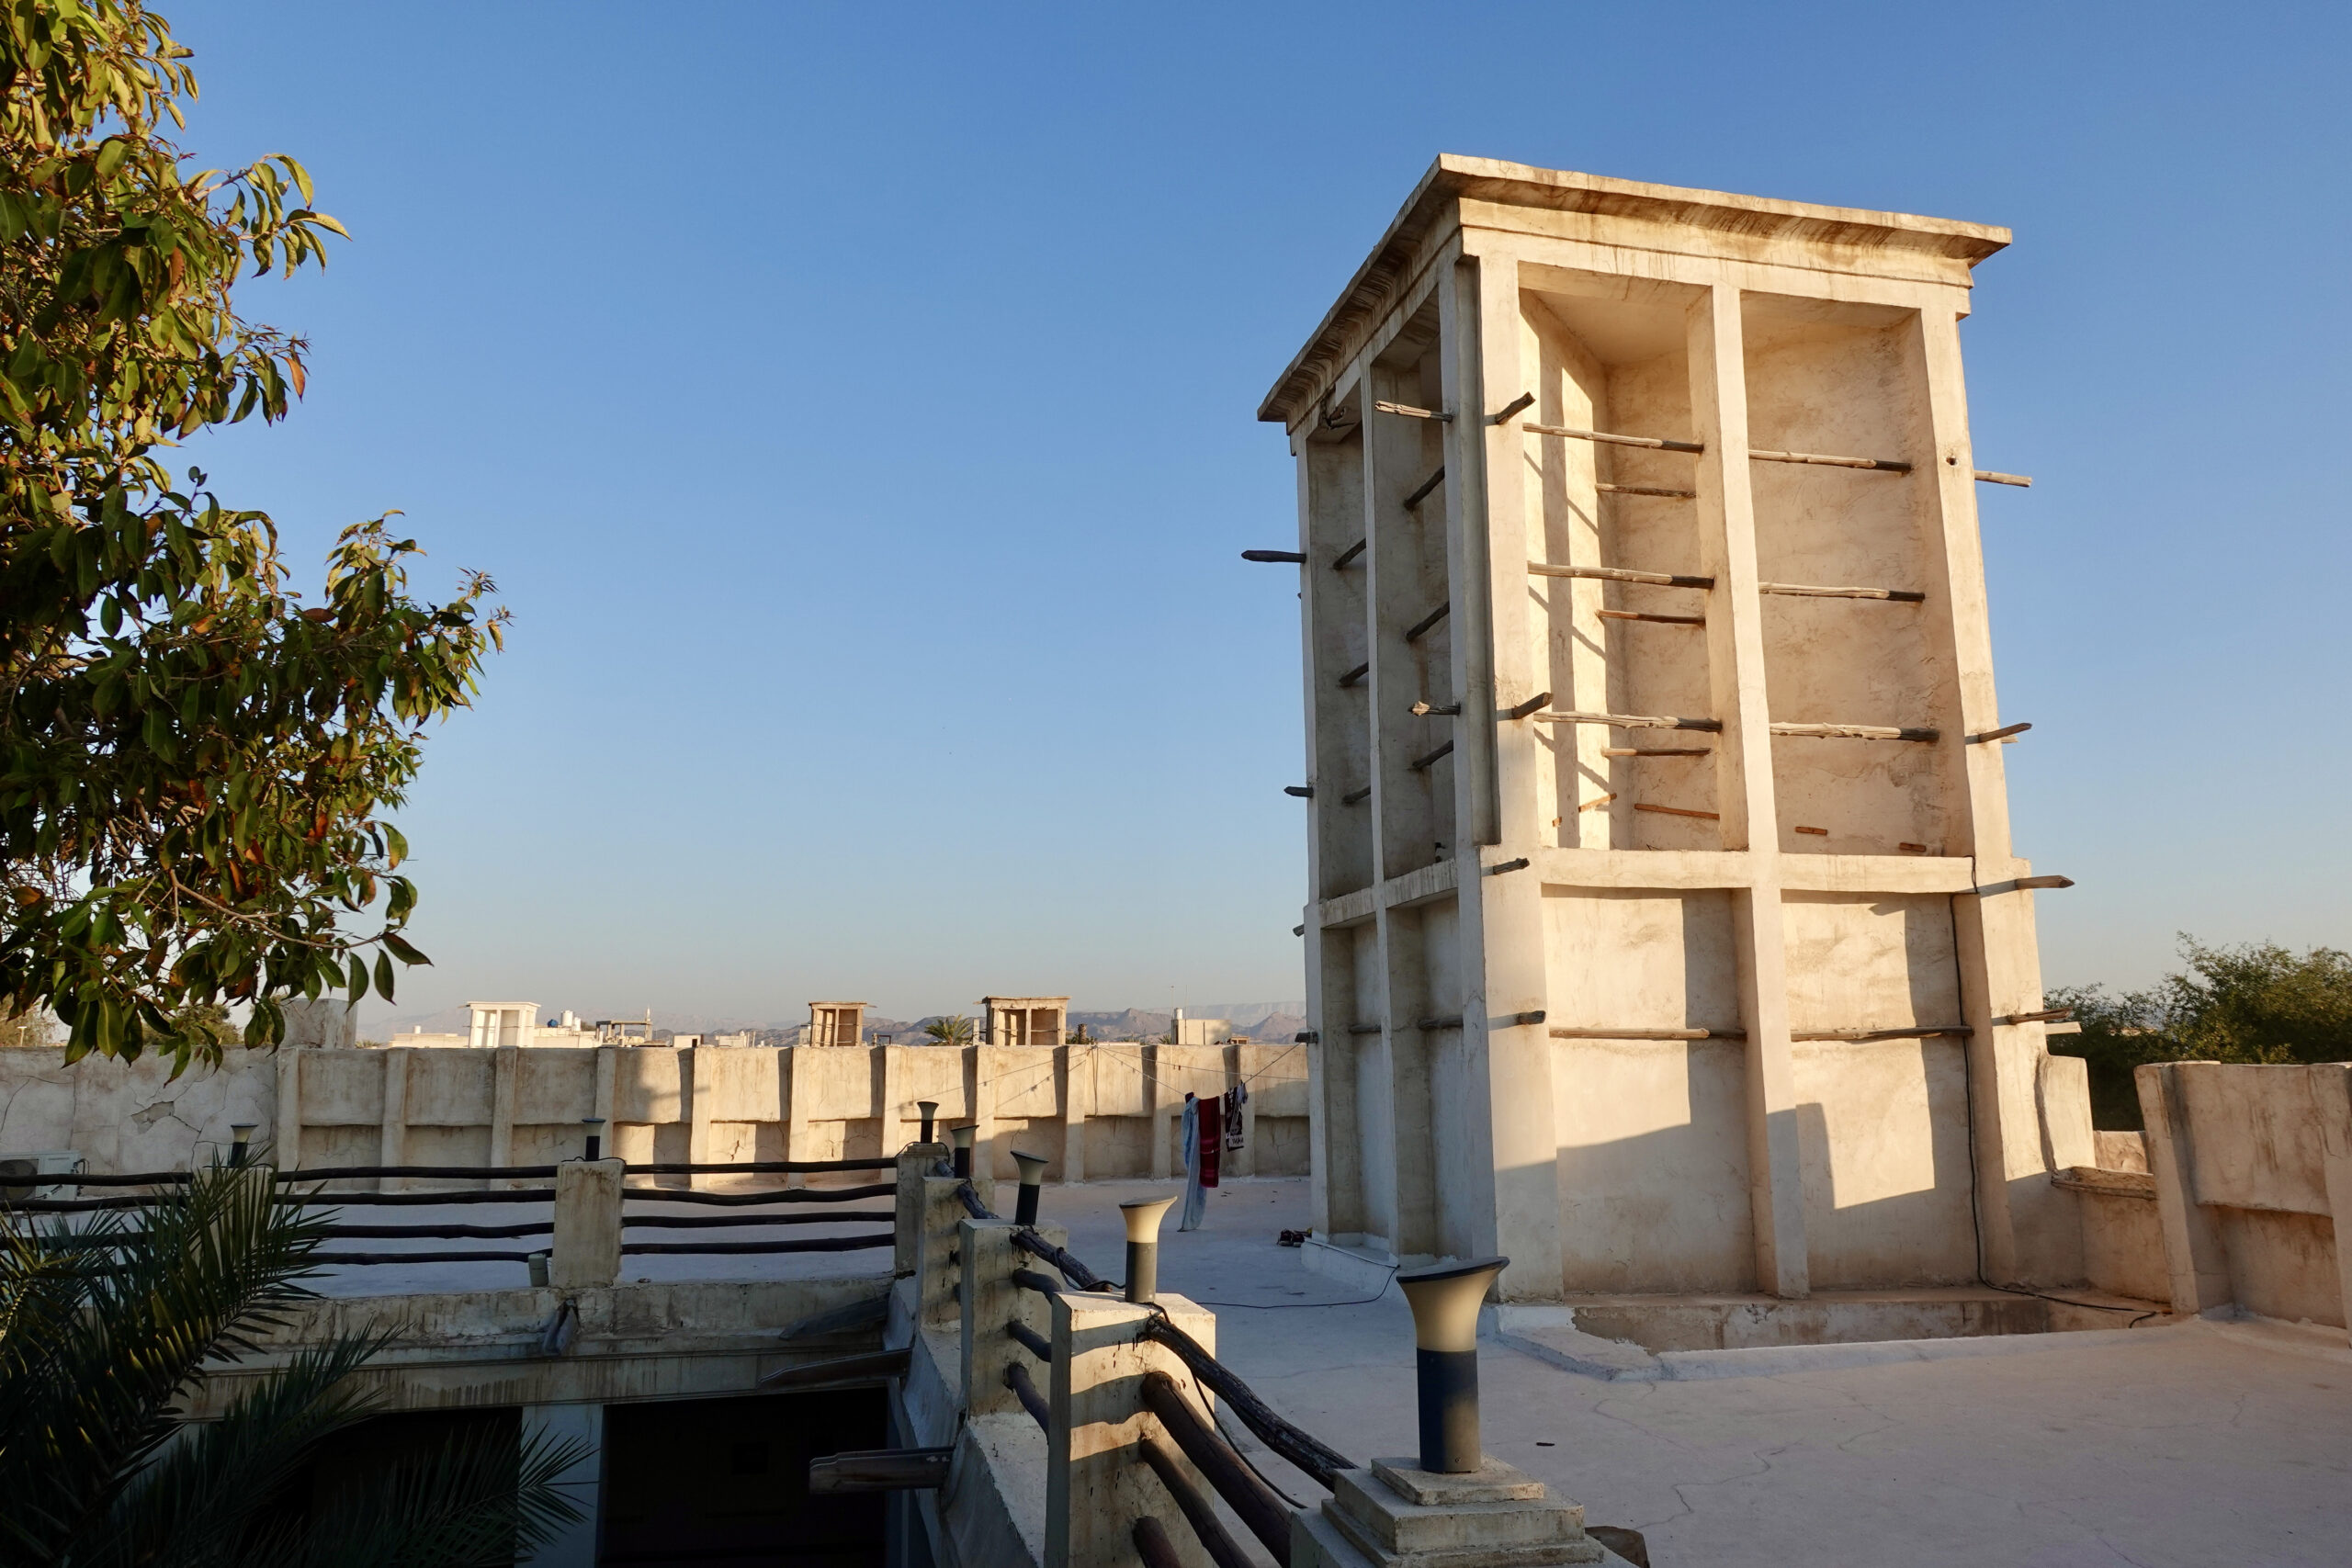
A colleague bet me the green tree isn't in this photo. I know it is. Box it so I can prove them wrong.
[2049,936,2352,1128]
[921,1014,973,1046]
[0,1163,582,1565]
[0,1,502,1071]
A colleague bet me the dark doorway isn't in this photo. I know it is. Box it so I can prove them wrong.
[600,1388,887,1567]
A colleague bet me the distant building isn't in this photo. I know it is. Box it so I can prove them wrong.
[980,996,1067,1046]
[799,1002,868,1047]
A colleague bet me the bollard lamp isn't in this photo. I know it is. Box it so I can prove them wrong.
[917,1100,938,1145]
[1118,1195,1179,1303]
[582,1116,605,1162]
[229,1123,256,1168]
[1396,1255,1509,1473]
[949,1123,975,1179]
[1011,1150,1049,1224]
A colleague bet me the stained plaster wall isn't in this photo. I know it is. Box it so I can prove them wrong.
[2140,1062,2352,1330]
[0,1043,1310,1188]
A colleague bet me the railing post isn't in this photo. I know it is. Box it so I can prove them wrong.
[1292,1255,1602,1567]
[916,1172,969,1326]
[960,1215,1068,1416]
[551,1156,624,1289]
[896,1142,948,1279]
[1046,1289,1221,1568]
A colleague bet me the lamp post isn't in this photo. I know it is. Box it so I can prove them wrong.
[1118,1196,1178,1303]
[229,1123,255,1168]
[1011,1150,1048,1224]
[1396,1256,1509,1473]
[917,1100,938,1145]
[582,1116,605,1162]
[950,1124,975,1179]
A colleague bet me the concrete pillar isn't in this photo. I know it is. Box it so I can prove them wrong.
[491,1046,518,1184]
[518,1402,603,1568]
[916,1173,969,1327]
[782,1045,808,1190]
[960,1216,1067,1416]
[1045,1290,1220,1568]
[272,1043,303,1169]
[684,1046,715,1191]
[2137,1064,2231,1316]
[1446,243,1557,1291]
[1060,1044,1090,1184]
[895,1142,948,1277]
[973,1046,1001,1186]
[1233,1048,1259,1180]
[551,1157,623,1290]
[1690,281,1808,1300]
[378,1049,411,1193]
[2318,1066,2352,1348]
[592,1047,617,1134]
[879,1044,904,1156]
[1148,1044,1172,1182]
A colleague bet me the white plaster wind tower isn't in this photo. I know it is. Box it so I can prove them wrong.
[466,1002,539,1049]
[981,996,1069,1046]
[806,1001,867,1047]
[1260,158,2080,1310]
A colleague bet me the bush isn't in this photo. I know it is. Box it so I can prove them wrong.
[2048,937,2352,1128]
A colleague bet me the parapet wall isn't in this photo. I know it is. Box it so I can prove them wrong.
[2137,1061,2352,1332]
[0,1043,1311,1186]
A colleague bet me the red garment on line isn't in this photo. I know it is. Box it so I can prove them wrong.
[1197,1093,1221,1188]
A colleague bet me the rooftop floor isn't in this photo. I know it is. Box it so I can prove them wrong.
[1035,1178,2352,1568]
[290,1174,2352,1564]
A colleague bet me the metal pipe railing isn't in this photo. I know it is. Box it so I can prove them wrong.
[1141,1314,1356,1490]
[1003,1360,1050,1432]
[1138,1432,1256,1568]
[1140,1370,1293,1562]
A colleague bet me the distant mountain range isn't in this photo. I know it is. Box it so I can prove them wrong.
[374,1001,1308,1045]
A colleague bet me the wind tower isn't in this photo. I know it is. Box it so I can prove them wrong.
[1261,158,2082,1307]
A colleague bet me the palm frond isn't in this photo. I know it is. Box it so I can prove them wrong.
[93,1332,394,1568]
[0,1163,333,1560]
[244,1424,590,1568]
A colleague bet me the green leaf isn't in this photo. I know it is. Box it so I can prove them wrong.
[373,951,396,1002]
[380,931,429,967]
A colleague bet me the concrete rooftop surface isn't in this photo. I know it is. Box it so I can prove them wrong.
[1043,1179,2348,1568]
[285,1174,2352,1564]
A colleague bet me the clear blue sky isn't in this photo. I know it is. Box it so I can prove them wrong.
[171,2,2350,1027]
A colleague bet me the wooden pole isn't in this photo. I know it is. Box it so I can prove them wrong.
[1758,581,1926,603]
[1747,447,1912,473]
[1536,709,1723,732]
[1521,420,1703,455]
[1549,1026,1746,1041]
[1599,609,1704,626]
[1404,603,1451,642]
[1767,722,1939,742]
[1529,560,1713,590]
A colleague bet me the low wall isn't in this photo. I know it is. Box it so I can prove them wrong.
[2136,1061,2352,1336]
[0,1043,1310,1188]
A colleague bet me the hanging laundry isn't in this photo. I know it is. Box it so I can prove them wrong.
[1225,1081,1248,1152]
[1179,1094,1206,1231]
[1197,1092,1222,1189]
